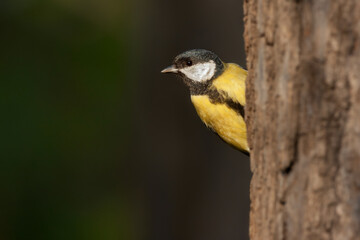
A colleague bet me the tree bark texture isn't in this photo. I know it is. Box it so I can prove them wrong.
[244,0,360,239]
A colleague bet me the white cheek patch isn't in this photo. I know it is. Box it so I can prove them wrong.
[180,60,216,82]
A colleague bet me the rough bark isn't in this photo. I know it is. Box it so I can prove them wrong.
[244,0,360,240]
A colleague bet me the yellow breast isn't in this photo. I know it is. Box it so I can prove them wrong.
[191,95,249,152]
[190,63,249,152]
[211,63,247,106]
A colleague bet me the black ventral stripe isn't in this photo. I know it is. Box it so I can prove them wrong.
[199,88,245,119]
[224,99,245,119]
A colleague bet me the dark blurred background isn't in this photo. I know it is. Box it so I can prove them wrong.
[0,0,250,239]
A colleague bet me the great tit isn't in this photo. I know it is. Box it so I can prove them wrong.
[161,49,249,156]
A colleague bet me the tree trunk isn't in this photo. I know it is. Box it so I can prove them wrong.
[244,0,360,239]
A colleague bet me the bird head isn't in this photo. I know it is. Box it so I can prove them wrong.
[161,49,224,93]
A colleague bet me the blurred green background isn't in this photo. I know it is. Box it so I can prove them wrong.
[0,0,250,239]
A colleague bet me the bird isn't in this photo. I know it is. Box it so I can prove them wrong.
[161,49,249,156]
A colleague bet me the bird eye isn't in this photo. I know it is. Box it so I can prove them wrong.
[186,60,192,66]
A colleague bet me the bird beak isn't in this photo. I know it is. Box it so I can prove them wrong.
[161,65,178,73]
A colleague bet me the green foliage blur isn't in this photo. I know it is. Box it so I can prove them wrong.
[1,1,136,239]
[1,0,251,239]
